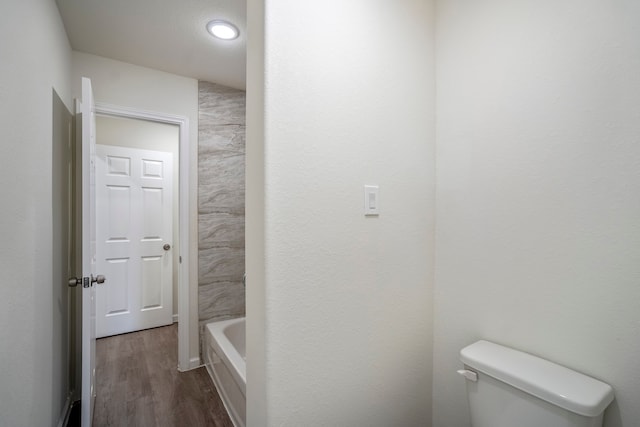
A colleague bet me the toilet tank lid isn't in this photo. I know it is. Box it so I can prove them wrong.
[460,340,614,417]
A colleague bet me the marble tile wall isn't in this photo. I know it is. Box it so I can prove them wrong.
[198,81,246,351]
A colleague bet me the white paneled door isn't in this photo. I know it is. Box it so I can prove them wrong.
[78,77,99,427]
[95,145,173,338]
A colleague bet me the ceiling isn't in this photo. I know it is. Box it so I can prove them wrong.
[56,0,247,90]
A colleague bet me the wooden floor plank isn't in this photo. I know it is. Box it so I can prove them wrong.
[93,324,233,427]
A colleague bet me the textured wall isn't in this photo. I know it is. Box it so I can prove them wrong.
[198,81,246,347]
[245,1,435,425]
[0,1,72,426]
[433,1,640,426]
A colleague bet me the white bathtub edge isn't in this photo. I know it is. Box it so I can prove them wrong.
[205,317,246,427]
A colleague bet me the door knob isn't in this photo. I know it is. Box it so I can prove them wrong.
[68,275,105,287]
[163,244,171,251]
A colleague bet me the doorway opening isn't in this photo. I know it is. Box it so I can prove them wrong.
[96,117,177,337]
[95,103,192,371]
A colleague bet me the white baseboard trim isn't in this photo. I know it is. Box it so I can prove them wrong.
[178,356,202,372]
[56,393,74,427]
[172,314,178,323]
[189,357,201,370]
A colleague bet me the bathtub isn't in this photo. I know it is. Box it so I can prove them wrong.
[205,317,246,427]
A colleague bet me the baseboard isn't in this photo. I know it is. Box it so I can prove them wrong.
[172,314,178,323]
[189,356,201,370]
[178,356,202,372]
[56,393,74,427]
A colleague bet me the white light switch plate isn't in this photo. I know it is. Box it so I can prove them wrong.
[364,185,379,216]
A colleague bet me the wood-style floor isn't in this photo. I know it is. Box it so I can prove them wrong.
[93,324,233,427]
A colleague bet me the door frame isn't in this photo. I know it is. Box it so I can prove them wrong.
[95,102,192,371]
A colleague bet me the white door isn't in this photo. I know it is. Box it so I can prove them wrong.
[95,144,174,338]
[78,77,101,427]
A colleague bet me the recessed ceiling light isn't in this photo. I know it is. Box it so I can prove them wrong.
[206,20,239,40]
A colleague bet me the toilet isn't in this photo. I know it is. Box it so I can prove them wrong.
[458,340,614,427]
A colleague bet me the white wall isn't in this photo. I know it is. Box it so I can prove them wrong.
[0,0,72,426]
[71,52,200,362]
[433,1,640,426]
[245,0,267,422]
[97,115,180,318]
[246,1,435,425]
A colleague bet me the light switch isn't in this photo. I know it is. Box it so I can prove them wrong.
[364,185,379,216]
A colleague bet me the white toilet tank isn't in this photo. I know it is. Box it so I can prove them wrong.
[459,340,614,427]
